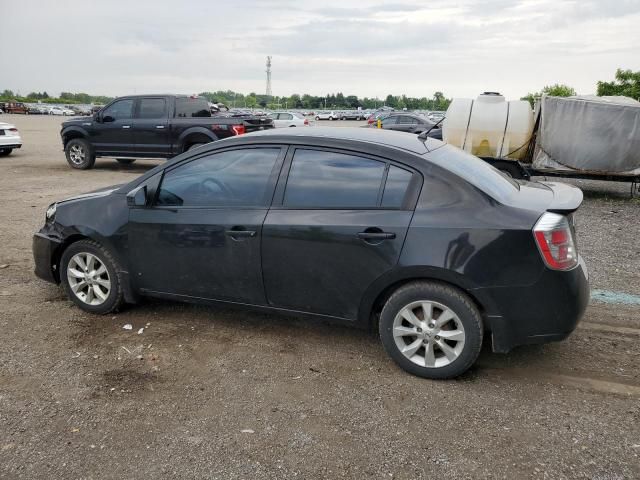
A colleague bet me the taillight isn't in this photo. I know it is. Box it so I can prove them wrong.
[9,128,18,133]
[304,119,309,125]
[231,125,245,135]
[533,212,578,270]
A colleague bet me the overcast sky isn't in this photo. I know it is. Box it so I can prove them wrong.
[1,0,639,100]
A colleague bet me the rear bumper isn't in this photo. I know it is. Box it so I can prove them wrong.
[479,256,590,353]
[33,232,62,283]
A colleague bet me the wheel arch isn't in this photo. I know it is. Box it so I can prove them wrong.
[52,231,138,304]
[61,127,89,147]
[178,128,217,153]
[357,266,498,331]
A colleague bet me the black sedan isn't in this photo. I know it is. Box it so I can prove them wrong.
[33,128,589,379]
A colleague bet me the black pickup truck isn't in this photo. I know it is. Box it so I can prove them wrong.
[60,94,274,169]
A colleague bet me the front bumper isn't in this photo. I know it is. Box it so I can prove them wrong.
[480,256,590,353]
[33,232,62,283]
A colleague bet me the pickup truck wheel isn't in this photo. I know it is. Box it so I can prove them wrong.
[116,159,136,165]
[65,138,95,170]
[0,148,13,156]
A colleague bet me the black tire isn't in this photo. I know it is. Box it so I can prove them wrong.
[65,138,95,170]
[116,158,136,165]
[379,281,483,379]
[0,148,13,156]
[315,116,320,121]
[60,240,124,314]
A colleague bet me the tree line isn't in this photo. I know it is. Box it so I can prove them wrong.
[2,69,638,109]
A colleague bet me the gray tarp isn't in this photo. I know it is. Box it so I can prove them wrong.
[532,95,640,176]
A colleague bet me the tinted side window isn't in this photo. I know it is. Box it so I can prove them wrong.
[284,149,385,208]
[174,97,211,118]
[382,115,398,126]
[102,99,133,121]
[281,113,293,120]
[382,166,413,208]
[138,98,166,119]
[157,148,280,207]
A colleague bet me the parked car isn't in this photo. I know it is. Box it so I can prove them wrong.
[59,94,274,169]
[33,127,589,379]
[315,110,338,121]
[374,112,442,138]
[267,111,310,127]
[367,110,393,125]
[27,105,44,114]
[0,102,28,114]
[428,111,446,122]
[340,110,368,120]
[0,122,22,156]
[48,106,75,116]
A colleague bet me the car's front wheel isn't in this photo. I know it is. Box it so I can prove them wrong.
[60,240,124,314]
[379,281,483,379]
[65,138,95,169]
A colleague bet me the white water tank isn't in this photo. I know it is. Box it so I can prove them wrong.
[443,92,534,160]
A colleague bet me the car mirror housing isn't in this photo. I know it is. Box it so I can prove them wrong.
[102,115,115,123]
[126,185,148,207]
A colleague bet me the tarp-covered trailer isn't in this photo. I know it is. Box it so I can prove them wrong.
[443,93,640,196]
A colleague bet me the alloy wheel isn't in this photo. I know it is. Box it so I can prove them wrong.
[66,252,111,306]
[392,300,466,368]
[69,144,86,165]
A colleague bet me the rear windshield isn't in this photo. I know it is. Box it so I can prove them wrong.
[174,97,211,118]
[425,145,519,202]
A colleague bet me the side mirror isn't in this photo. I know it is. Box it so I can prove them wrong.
[102,115,115,123]
[126,185,148,207]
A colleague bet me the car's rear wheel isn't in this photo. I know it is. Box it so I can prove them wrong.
[116,158,136,165]
[379,281,483,379]
[60,240,124,314]
[315,116,320,121]
[0,148,13,156]
[65,138,95,170]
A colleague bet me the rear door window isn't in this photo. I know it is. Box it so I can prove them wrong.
[137,98,167,119]
[283,149,386,208]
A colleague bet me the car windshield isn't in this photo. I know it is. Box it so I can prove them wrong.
[425,145,520,203]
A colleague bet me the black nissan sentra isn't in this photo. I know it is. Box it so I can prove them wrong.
[33,128,589,378]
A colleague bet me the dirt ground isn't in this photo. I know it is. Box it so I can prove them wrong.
[1,114,639,479]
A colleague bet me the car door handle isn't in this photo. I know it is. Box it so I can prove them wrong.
[225,229,256,238]
[155,125,165,129]
[122,125,131,129]
[356,231,396,240]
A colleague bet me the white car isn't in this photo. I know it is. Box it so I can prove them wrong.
[315,110,338,121]
[267,111,310,128]
[48,106,75,116]
[0,122,22,156]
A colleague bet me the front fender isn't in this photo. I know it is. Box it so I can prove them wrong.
[60,125,90,146]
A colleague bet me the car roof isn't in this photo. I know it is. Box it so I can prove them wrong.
[244,127,440,154]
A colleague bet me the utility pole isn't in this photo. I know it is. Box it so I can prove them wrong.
[265,56,272,97]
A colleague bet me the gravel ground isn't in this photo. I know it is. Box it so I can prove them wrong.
[0,115,639,479]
